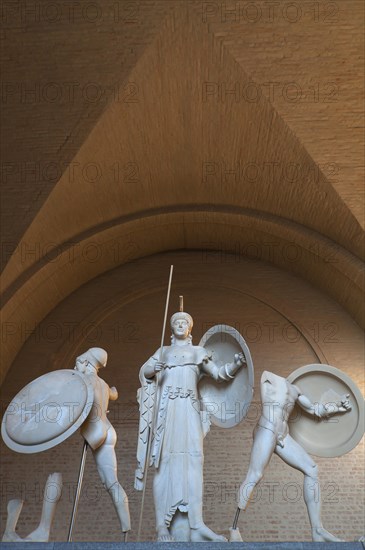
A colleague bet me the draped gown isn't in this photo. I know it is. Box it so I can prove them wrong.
[135,342,236,530]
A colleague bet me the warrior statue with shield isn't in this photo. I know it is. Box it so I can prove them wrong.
[2,347,130,542]
[230,366,362,543]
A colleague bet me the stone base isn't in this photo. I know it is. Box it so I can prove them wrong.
[0,543,363,549]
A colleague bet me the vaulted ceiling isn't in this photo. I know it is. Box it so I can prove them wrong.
[1,0,364,384]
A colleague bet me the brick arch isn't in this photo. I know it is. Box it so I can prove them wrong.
[1,209,362,385]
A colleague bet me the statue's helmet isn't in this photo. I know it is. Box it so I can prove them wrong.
[86,347,108,368]
[170,311,193,332]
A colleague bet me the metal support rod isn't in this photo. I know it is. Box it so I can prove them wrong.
[67,440,88,542]
[233,490,253,530]
[232,507,241,530]
[137,265,174,542]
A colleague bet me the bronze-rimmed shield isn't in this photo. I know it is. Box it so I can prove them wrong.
[1,369,94,454]
[288,364,365,458]
[198,324,254,428]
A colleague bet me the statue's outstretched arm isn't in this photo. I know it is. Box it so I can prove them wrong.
[297,391,351,419]
[202,353,246,382]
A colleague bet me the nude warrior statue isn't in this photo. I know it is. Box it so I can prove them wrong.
[232,370,351,542]
[75,348,131,536]
[135,310,246,542]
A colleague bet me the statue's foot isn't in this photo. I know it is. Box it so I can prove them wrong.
[229,528,243,542]
[26,527,50,542]
[191,523,227,542]
[157,526,175,542]
[312,527,343,542]
[2,531,23,543]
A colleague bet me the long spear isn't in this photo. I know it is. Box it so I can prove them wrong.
[67,441,88,542]
[136,265,174,541]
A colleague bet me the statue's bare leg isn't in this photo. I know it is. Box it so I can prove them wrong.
[238,426,277,510]
[93,431,131,534]
[275,435,343,542]
[2,500,24,542]
[27,473,62,541]
[2,474,62,543]
[230,427,276,541]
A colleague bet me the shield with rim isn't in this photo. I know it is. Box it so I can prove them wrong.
[2,369,94,454]
[287,363,365,457]
[198,324,254,428]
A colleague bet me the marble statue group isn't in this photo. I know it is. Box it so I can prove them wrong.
[1,270,364,544]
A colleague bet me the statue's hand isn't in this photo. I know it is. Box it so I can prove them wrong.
[234,353,246,368]
[338,394,351,413]
[74,359,87,373]
[154,361,166,373]
[322,393,351,417]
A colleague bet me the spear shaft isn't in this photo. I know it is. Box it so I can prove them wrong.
[136,265,174,541]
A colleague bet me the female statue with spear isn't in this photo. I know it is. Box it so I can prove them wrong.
[135,267,246,542]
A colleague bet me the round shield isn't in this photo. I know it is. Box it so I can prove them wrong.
[1,369,94,454]
[199,324,254,428]
[287,364,364,458]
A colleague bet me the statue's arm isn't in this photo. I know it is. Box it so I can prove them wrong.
[140,349,162,379]
[297,388,351,419]
[202,352,246,382]
[142,359,157,379]
[297,392,329,418]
